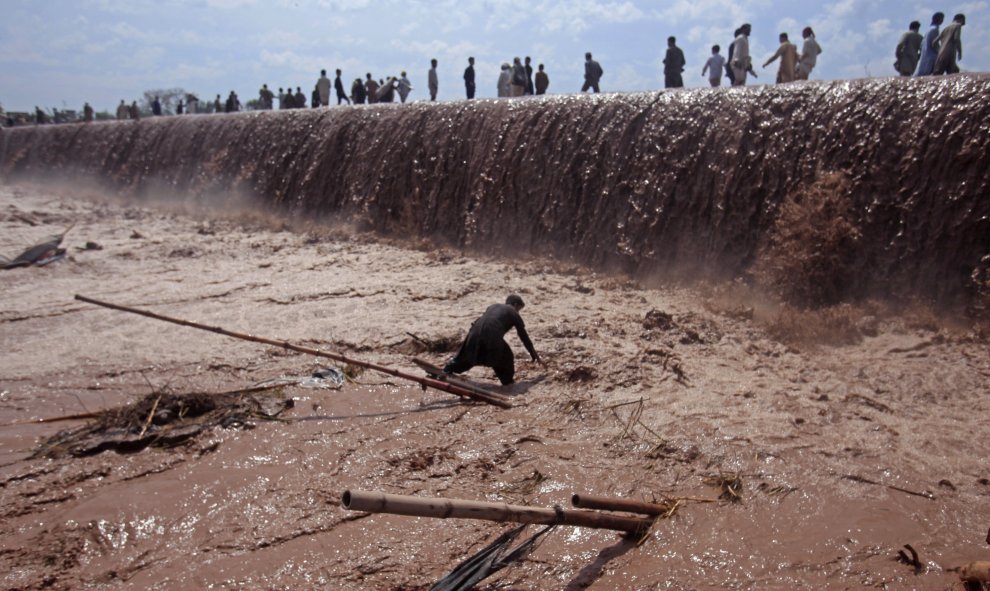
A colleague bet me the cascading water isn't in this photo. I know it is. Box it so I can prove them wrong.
[2,75,988,309]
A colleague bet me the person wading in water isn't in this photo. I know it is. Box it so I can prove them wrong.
[443,295,543,385]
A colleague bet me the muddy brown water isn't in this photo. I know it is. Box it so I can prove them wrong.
[2,78,989,589]
[2,76,989,309]
[1,186,988,590]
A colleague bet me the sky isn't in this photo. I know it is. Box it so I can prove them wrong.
[0,0,987,113]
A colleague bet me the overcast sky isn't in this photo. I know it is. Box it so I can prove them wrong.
[1,0,986,112]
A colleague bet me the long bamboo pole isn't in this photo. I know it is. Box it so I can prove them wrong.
[341,490,655,535]
[74,295,512,408]
[571,494,672,516]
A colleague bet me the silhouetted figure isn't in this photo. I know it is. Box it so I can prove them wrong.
[497,63,511,97]
[464,57,476,99]
[176,99,184,115]
[294,87,305,109]
[35,106,47,124]
[214,94,222,113]
[763,32,798,83]
[702,45,725,87]
[397,72,412,103]
[443,295,541,385]
[663,36,686,88]
[317,69,331,106]
[312,86,320,108]
[894,21,925,76]
[524,56,534,95]
[335,69,351,105]
[510,57,526,97]
[795,26,821,80]
[225,91,239,113]
[116,99,128,120]
[428,58,439,101]
[933,14,965,75]
[535,63,549,95]
[129,101,140,120]
[83,102,94,122]
[186,94,199,114]
[916,12,945,76]
[896,22,924,76]
[351,79,366,104]
[259,84,274,109]
[725,28,740,85]
[365,73,379,104]
[152,96,162,116]
[582,52,603,93]
[377,77,397,103]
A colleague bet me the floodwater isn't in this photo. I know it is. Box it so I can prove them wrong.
[1,76,988,589]
[2,75,989,309]
[1,185,988,590]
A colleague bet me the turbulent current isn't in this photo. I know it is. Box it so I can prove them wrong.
[2,74,988,309]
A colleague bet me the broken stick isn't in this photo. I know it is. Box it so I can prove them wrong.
[74,295,512,409]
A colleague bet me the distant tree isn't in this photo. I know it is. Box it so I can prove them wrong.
[141,88,187,115]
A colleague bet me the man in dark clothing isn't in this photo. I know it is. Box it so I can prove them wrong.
[152,96,162,116]
[351,78,367,104]
[464,57,476,99]
[535,64,549,94]
[365,73,379,104]
[663,36,686,88]
[443,295,541,385]
[335,69,351,105]
[582,52,603,93]
[524,56,535,95]
[294,87,305,109]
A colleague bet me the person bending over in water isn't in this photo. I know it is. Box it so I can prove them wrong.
[443,295,542,385]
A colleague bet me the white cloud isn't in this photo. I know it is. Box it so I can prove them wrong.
[868,18,892,38]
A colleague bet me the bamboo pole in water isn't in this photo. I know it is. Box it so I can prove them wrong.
[570,494,673,516]
[341,490,655,534]
[74,294,512,408]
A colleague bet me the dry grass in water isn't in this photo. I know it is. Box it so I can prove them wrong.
[703,472,744,502]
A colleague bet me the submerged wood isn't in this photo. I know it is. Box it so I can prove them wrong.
[74,295,512,409]
[570,493,672,516]
[342,490,654,534]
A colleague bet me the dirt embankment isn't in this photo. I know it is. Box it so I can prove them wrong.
[1,186,988,590]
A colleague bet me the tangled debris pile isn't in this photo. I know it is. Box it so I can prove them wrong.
[33,388,292,458]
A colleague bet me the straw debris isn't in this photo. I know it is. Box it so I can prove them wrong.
[33,388,291,459]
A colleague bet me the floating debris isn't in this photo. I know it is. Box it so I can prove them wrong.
[33,388,291,458]
[703,472,743,502]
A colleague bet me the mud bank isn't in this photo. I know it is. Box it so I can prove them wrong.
[2,76,989,308]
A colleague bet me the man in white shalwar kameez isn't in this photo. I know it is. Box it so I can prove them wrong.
[731,24,752,86]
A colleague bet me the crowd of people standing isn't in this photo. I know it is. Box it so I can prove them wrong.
[688,23,822,88]
[12,11,975,127]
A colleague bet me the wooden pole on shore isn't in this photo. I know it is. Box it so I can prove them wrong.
[341,490,655,535]
[74,295,512,409]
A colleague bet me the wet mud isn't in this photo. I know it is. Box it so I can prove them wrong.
[2,76,989,311]
[1,186,989,590]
